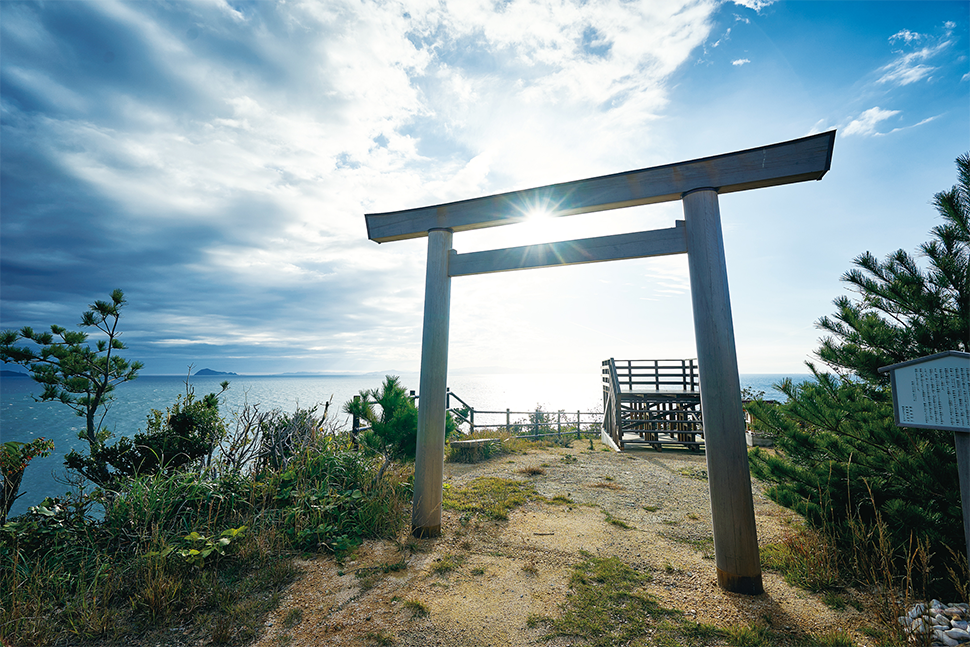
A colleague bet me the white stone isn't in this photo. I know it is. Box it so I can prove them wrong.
[945,627,970,640]
[935,629,959,646]
[952,620,969,631]
[937,614,953,626]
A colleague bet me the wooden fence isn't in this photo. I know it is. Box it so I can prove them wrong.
[351,389,602,441]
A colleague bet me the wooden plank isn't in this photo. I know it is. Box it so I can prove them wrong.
[365,131,835,242]
[448,223,687,276]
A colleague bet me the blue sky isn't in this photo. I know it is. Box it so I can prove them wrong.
[1,0,967,376]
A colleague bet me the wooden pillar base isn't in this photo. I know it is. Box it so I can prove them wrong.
[717,569,764,596]
[412,525,441,539]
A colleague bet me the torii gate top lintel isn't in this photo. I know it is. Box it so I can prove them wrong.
[365,130,836,243]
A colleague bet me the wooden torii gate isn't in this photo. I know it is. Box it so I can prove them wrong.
[365,131,836,595]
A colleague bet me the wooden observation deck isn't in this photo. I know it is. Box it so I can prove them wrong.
[602,358,703,451]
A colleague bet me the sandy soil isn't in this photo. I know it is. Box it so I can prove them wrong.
[251,438,877,647]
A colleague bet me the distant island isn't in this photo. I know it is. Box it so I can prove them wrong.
[0,370,29,378]
[194,368,238,376]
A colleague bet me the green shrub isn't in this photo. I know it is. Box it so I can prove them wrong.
[1,438,55,524]
[262,437,409,552]
[65,384,229,487]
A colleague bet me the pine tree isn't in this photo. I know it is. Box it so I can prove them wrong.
[0,290,143,448]
[814,154,968,383]
[343,376,458,478]
[1,290,143,485]
[748,154,970,586]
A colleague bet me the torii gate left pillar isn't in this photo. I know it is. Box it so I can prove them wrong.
[365,131,836,594]
[411,227,453,537]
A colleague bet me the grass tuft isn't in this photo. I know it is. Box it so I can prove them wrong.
[760,527,840,592]
[431,553,465,575]
[537,554,755,646]
[403,599,429,618]
[442,477,541,521]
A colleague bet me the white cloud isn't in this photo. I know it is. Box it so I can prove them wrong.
[842,107,900,137]
[731,0,775,11]
[0,0,729,373]
[732,58,750,66]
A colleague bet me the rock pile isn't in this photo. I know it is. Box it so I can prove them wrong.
[900,600,970,645]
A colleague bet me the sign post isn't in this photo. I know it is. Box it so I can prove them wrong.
[879,351,970,567]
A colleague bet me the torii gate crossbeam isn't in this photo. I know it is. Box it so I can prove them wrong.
[364,130,836,596]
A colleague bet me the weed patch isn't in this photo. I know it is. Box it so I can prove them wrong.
[431,553,465,575]
[442,477,543,521]
[603,510,634,529]
[590,481,623,490]
[760,527,840,592]
[677,466,708,480]
[531,554,727,646]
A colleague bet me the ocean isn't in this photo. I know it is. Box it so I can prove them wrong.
[0,371,807,518]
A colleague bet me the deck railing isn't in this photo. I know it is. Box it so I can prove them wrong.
[606,358,699,393]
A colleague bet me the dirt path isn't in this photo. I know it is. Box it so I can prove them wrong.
[251,439,873,646]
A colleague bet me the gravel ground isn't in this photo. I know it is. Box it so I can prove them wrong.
[251,438,879,647]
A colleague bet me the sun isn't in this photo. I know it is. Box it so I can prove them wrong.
[524,206,553,222]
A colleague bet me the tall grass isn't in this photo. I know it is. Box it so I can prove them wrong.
[0,426,411,646]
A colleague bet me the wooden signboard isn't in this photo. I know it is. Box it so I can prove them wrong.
[880,351,970,433]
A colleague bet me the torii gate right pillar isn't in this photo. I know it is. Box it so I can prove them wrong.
[683,188,764,595]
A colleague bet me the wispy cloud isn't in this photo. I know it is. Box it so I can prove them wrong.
[732,58,750,66]
[842,107,900,137]
[889,29,923,45]
[877,35,951,86]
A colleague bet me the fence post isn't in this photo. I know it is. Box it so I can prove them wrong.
[506,408,510,434]
[577,410,582,440]
[470,408,475,435]
[351,395,360,450]
[534,408,540,440]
